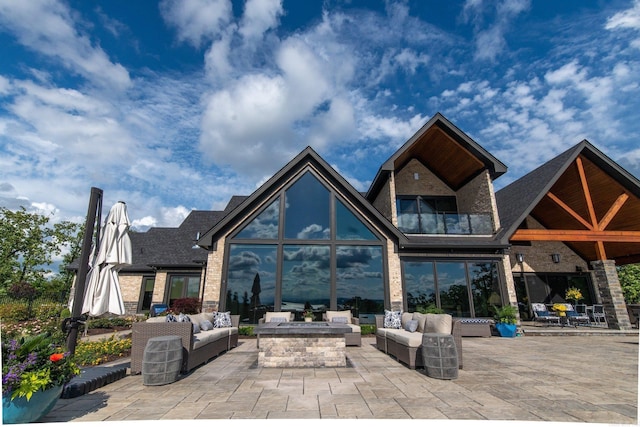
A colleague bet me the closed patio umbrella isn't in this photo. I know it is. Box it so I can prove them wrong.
[81,201,132,316]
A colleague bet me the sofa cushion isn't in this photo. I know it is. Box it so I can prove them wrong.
[426,313,452,334]
[213,311,232,328]
[264,312,292,322]
[190,312,215,325]
[412,312,427,332]
[332,316,348,323]
[387,329,422,347]
[326,310,352,323]
[401,312,413,329]
[269,317,287,323]
[200,320,214,331]
[192,322,201,334]
[384,310,402,329]
[404,319,418,332]
[346,324,361,333]
[146,316,166,323]
[192,328,229,349]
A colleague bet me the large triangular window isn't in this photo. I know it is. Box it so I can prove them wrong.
[234,198,280,239]
[284,172,330,240]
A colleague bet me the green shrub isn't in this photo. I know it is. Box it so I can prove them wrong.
[239,325,255,336]
[86,317,133,329]
[360,324,376,335]
[0,302,30,321]
[34,302,65,319]
[416,304,445,314]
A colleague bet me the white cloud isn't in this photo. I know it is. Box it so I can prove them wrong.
[605,0,640,30]
[239,0,283,42]
[0,0,131,90]
[159,0,233,48]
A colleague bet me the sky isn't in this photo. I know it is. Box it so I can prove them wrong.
[1,0,640,238]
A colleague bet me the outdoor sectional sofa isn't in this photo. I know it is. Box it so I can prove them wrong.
[375,312,463,369]
[131,312,240,374]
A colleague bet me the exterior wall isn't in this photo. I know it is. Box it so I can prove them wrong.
[456,171,501,232]
[119,273,142,314]
[203,236,226,312]
[151,270,168,308]
[499,254,520,322]
[394,159,453,196]
[372,175,393,222]
[386,240,403,311]
[509,217,590,273]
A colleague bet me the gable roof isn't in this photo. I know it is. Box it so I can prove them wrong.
[496,140,640,264]
[367,112,507,200]
[197,146,406,248]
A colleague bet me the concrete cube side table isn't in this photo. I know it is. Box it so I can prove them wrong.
[142,335,183,386]
[422,332,458,380]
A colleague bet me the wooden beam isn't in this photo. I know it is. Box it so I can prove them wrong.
[576,157,599,229]
[546,191,593,230]
[598,193,629,231]
[511,229,640,242]
[595,241,607,260]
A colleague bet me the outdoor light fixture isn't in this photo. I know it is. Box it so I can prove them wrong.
[551,253,561,263]
[516,253,524,263]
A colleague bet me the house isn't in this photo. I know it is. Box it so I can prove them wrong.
[113,113,639,329]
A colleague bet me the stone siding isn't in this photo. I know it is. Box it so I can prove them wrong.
[394,159,453,196]
[258,335,346,367]
[456,171,500,231]
[372,176,393,221]
[591,260,633,330]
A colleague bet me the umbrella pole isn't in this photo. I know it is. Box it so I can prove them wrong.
[66,187,103,354]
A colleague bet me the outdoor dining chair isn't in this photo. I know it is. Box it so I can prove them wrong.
[531,303,561,326]
[590,304,608,327]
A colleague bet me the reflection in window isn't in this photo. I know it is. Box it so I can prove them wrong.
[336,246,384,316]
[235,198,279,239]
[403,261,437,312]
[437,262,471,317]
[469,263,501,317]
[168,274,201,308]
[281,245,330,311]
[285,172,330,239]
[139,277,155,312]
[336,200,378,240]
[226,244,277,323]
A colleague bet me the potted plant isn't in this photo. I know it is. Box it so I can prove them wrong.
[493,304,518,337]
[565,287,583,307]
[2,333,80,424]
[302,309,314,322]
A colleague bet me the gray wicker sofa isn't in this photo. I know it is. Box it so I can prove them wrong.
[375,313,463,370]
[131,312,239,374]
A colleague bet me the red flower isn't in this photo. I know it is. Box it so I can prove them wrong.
[49,353,64,363]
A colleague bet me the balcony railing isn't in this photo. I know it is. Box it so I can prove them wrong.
[397,212,494,235]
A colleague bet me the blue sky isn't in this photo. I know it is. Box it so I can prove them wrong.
[1,0,639,238]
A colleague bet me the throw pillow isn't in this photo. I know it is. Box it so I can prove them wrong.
[404,319,418,332]
[383,309,402,329]
[412,312,427,332]
[192,322,201,334]
[200,320,214,331]
[213,311,232,328]
[165,314,177,322]
[177,313,191,323]
[269,317,287,323]
[332,316,348,323]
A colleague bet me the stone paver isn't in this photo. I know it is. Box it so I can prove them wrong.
[41,334,638,423]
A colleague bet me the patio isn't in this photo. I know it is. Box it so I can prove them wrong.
[41,333,638,423]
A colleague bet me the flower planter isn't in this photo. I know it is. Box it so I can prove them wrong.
[304,317,312,322]
[2,385,63,424]
[495,323,517,338]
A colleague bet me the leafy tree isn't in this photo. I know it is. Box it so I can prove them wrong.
[618,264,640,304]
[0,206,82,297]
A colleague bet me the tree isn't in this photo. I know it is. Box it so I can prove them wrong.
[618,264,640,304]
[0,206,81,296]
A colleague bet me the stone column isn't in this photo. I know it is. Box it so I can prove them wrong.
[590,260,632,330]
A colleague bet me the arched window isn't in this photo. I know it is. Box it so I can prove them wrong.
[224,170,385,323]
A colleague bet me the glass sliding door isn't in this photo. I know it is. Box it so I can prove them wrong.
[403,260,437,312]
[436,262,471,317]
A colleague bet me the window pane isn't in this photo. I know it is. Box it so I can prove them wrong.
[403,260,436,312]
[336,200,378,240]
[436,262,471,317]
[284,172,330,239]
[235,198,280,239]
[169,277,184,307]
[141,277,155,311]
[282,245,330,313]
[226,244,277,322]
[186,276,200,298]
[336,246,384,322]
[397,199,419,233]
[469,262,500,317]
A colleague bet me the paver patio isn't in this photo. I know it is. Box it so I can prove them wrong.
[41,334,638,423]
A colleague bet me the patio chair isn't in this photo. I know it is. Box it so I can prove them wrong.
[531,303,561,326]
[564,303,590,327]
[590,304,608,327]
